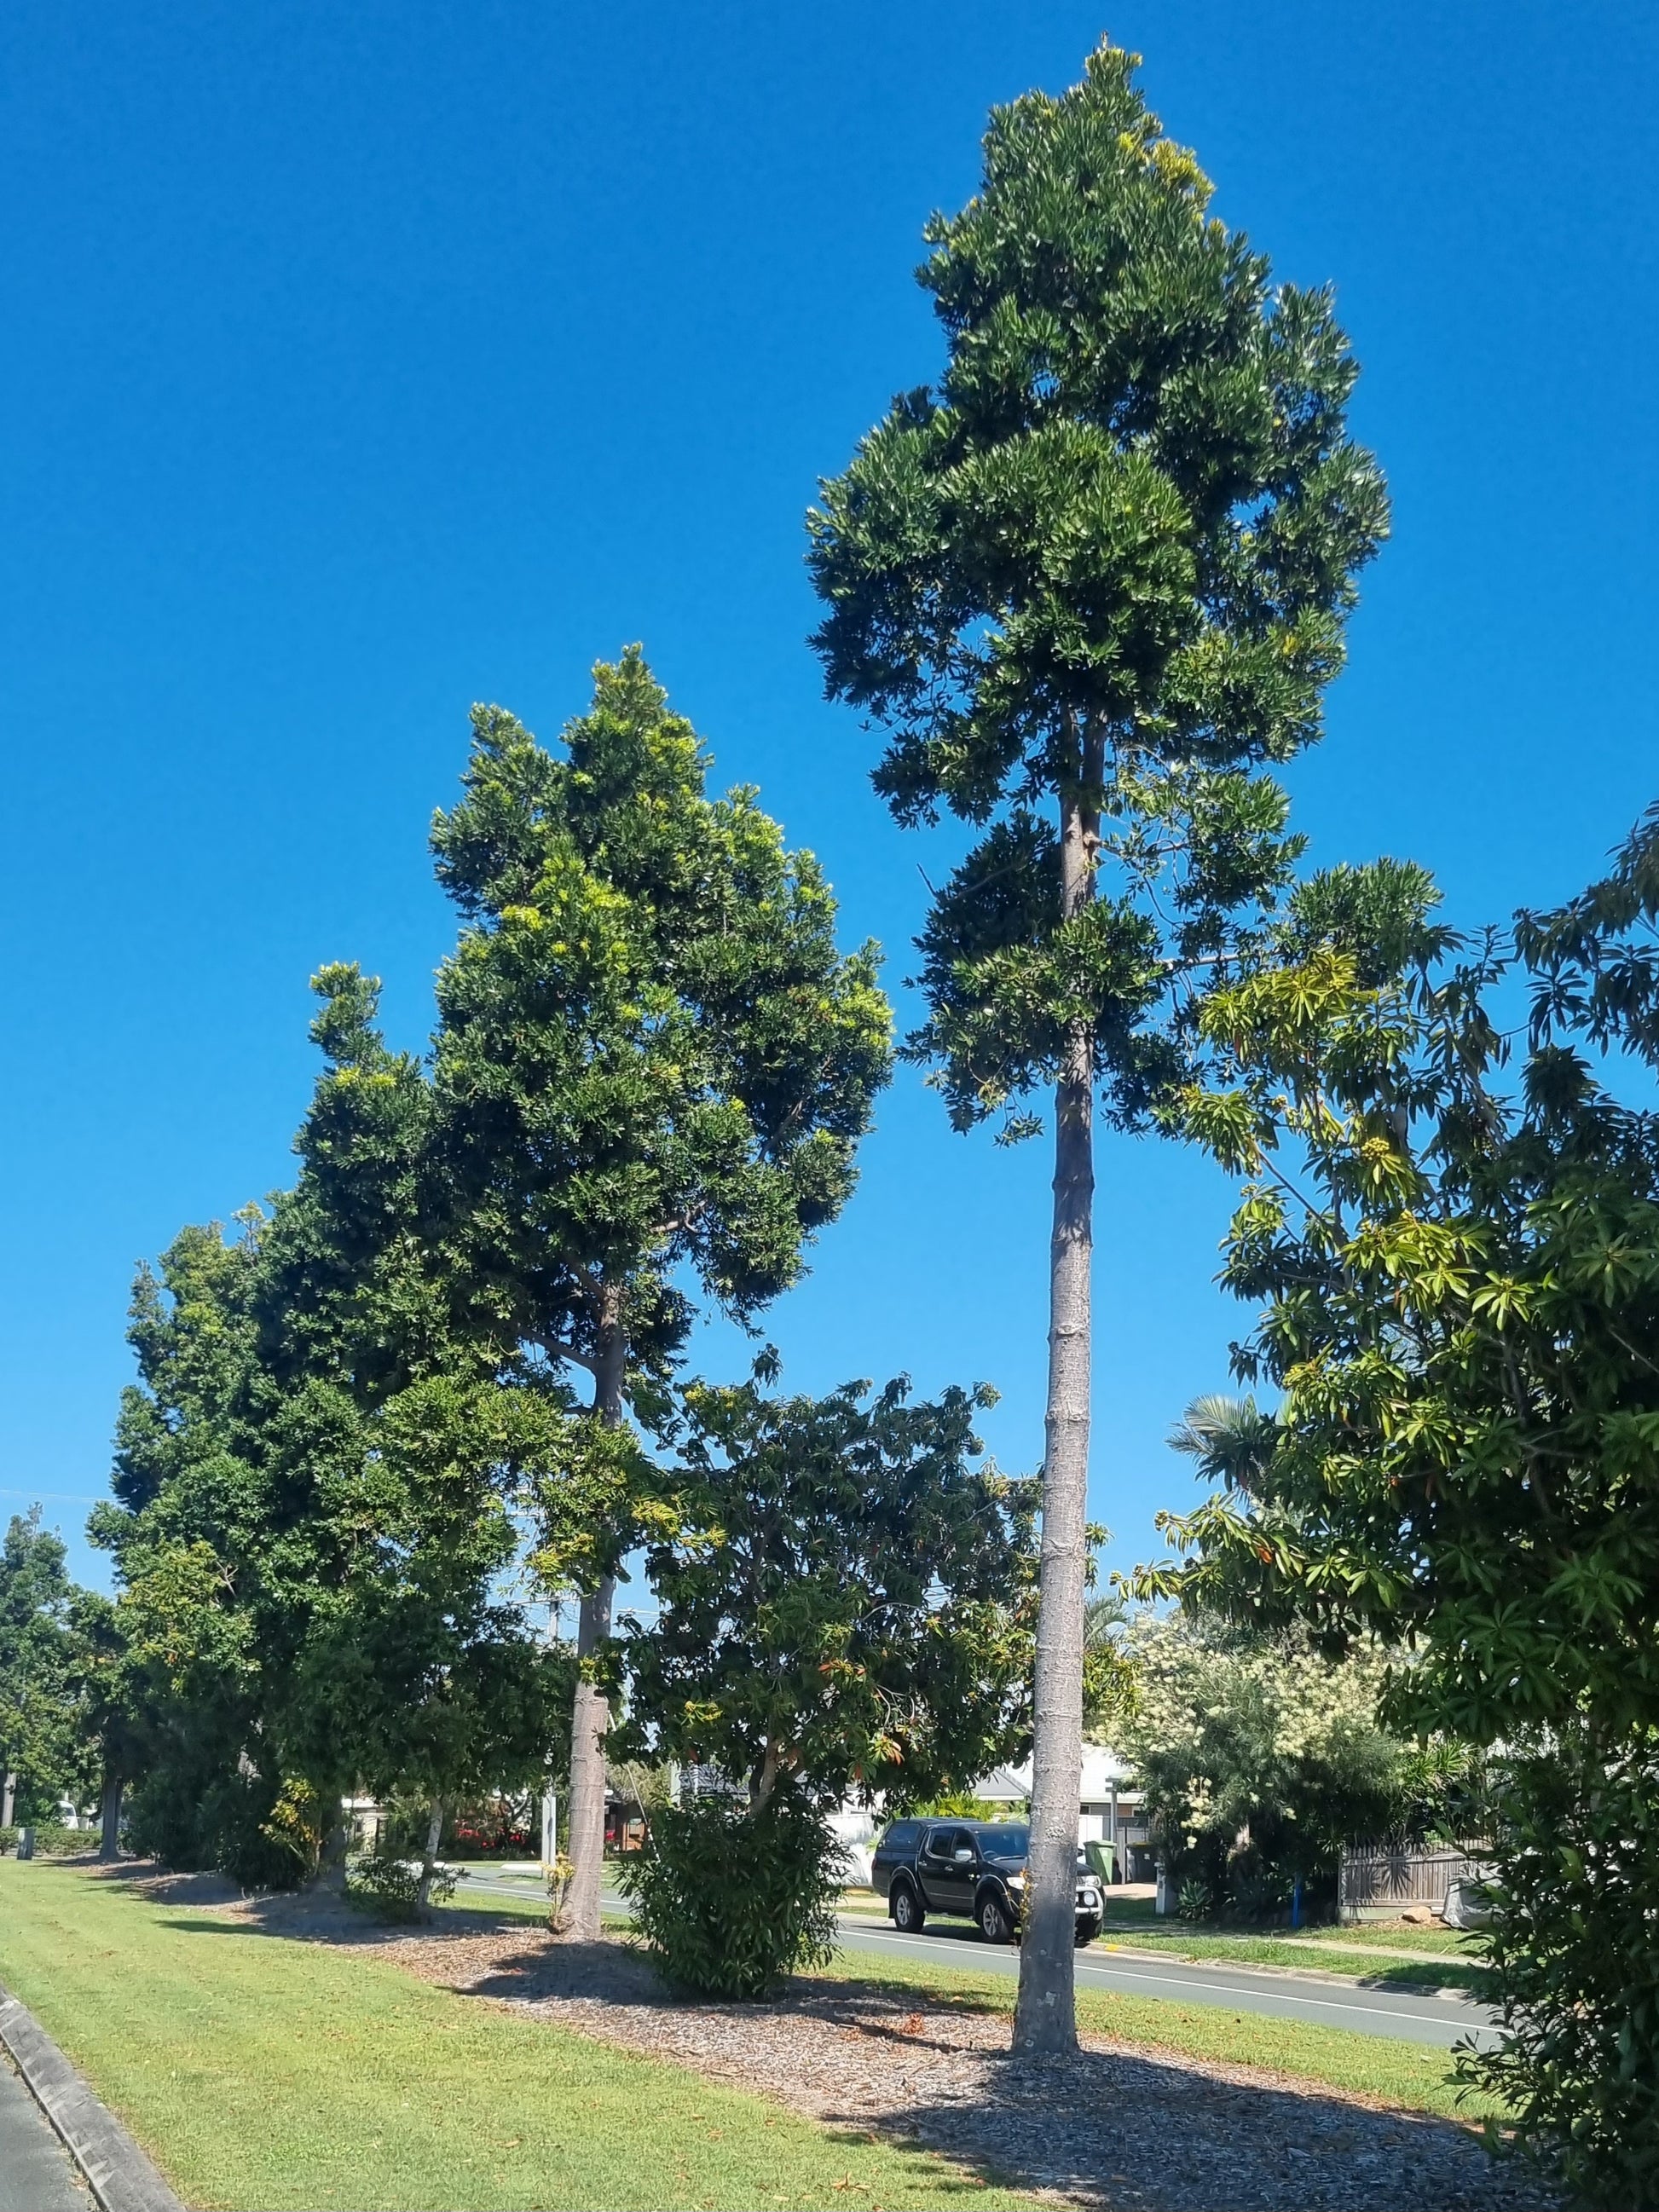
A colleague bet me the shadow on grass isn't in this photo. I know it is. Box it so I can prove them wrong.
[145,1908,1546,2209]
[816,2047,1538,2212]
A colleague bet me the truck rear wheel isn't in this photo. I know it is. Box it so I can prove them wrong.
[891,1881,926,1933]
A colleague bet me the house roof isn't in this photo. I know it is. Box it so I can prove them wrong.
[977,1746,1136,1801]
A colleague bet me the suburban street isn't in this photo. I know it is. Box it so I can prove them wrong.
[835,1918,1497,2052]
[453,1870,1495,2053]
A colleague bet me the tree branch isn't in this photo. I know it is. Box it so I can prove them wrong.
[532,1333,599,1377]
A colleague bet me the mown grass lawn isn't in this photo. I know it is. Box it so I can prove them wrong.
[813,1947,1500,2124]
[1093,1926,1486,1991]
[1090,1898,1487,1988]
[0,1862,1032,2212]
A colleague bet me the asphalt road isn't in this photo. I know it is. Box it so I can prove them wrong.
[0,2056,86,2211]
[834,1917,1497,2052]
[453,1870,1495,2053]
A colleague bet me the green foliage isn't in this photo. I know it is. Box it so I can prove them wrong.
[0,1508,101,1822]
[429,646,891,1427]
[1472,1730,1659,2200]
[95,974,569,1879]
[425,649,893,1916]
[344,1851,457,1922]
[1176,1878,1215,1923]
[898,1794,1006,1822]
[617,1788,841,1999]
[1142,805,1659,2197]
[124,1758,303,1891]
[4,1822,91,1857]
[1122,1611,1412,1916]
[808,38,1385,1138]
[1082,1587,1137,1736]
[620,1366,1038,1809]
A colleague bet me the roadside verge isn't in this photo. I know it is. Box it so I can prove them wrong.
[0,1981,184,2212]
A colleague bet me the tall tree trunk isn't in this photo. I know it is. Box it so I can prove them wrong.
[414,1796,445,1913]
[560,1286,626,1941]
[315,1804,350,1891]
[1014,737,1099,2057]
[99,1770,123,1862]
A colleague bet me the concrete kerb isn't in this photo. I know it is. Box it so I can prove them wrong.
[0,1983,184,2212]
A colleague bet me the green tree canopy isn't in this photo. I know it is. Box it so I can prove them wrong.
[807,38,1384,2050]
[1142,811,1659,2198]
[621,1366,1037,1808]
[615,1364,1037,1997]
[0,1508,100,1825]
[427,647,892,1933]
[94,971,566,1886]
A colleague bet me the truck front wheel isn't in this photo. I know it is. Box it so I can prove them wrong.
[978,1891,1014,1944]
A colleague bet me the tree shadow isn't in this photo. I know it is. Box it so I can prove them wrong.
[151,1907,1549,2209]
[838,2042,1552,2212]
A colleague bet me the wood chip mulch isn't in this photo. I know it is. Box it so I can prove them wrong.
[336,1916,1557,2212]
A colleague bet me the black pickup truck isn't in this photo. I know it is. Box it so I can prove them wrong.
[870,1817,1104,1946]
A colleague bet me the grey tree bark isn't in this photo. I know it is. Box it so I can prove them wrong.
[414,1796,446,1913]
[559,1287,627,1941]
[1013,736,1099,2057]
[315,1805,350,1891]
[99,1771,123,1862]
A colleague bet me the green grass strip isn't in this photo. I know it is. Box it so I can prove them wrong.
[0,1863,1032,2211]
[1090,1930,1485,1990]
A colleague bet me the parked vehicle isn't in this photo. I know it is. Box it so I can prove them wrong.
[870,1818,1104,1945]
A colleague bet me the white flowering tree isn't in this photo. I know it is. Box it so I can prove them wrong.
[1121,1613,1404,1917]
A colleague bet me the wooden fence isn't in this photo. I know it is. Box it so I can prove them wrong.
[1338,1843,1490,1919]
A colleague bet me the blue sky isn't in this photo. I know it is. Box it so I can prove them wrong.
[3,1,1656,1592]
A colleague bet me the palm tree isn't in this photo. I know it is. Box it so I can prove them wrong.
[1168,1395,1277,1495]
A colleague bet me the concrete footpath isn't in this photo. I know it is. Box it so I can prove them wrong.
[0,1984,183,2212]
[0,2051,88,2211]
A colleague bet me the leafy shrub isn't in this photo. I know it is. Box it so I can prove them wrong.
[125,1756,309,1891]
[1176,1878,1214,1922]
[619,1788,839,1999]
[1228,1857,1293,1923]
[344,1853,457,1922]
[4,1822,94,1857]
[1461,1731,1659,2208]
[894,1793,1005,1822]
